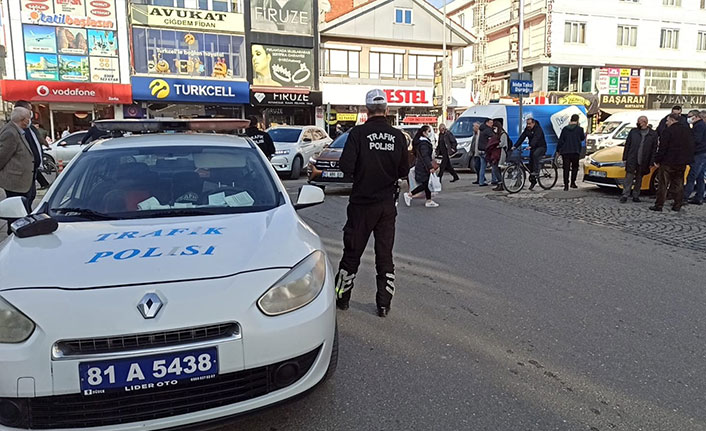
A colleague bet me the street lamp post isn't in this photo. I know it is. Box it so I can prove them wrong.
[442,0,448,126]
[517,0,524,135]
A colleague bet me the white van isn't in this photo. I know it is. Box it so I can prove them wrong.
[586,109,670,154]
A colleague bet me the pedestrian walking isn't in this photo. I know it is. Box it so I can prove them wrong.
[491,120,508,188]
[620,116,657,203]
[469,122,481,184]
[657,105,688,137]
[476,118,495,187]
[0,107,35,233]
[335,89,409,317]
[485,123,503,191]
[245,115,276,160]
[515,116,547,190]
[650,114,695,212]
[404,125,439,208]
[682,110,706,205]
[436,123,459,182]
[557,114,585,191]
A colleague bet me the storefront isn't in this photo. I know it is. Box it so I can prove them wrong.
[131,76,249,118]
[4,0,131,138]
[247,88,322,127]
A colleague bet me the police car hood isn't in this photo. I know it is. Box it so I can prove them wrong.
[0,206,320,290]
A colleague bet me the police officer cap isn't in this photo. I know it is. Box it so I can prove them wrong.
[366,89,387,110]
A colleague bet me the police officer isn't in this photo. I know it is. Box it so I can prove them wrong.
[245,115,276,159]
[335,89,409,317]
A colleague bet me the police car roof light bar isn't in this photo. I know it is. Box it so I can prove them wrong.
[94,118,251,135]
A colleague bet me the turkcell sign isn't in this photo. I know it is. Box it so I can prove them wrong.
[510,80,534,95]
[131,77,250,104]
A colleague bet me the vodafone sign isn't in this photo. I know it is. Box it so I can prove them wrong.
[322,83,432,107]
[1,80,132,104]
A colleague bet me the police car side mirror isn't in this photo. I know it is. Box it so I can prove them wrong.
[0,197,28,220]
[294,185,325,210]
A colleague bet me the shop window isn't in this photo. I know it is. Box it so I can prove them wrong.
[370,52,403,79]
[582,68,593,92]
[682,70,706,94]
[547,66,592,92]
[323,48,359,78]
[662,0,681,5]
[408,54,442,80]
[564,22,586,44]
[395,8,412,25]
[698,32,706,51]
[617,25,638,47]
[660,28,679,49]
[643,69,678,93]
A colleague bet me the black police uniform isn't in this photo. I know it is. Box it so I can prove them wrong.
[335,116,409,314]
[245,126,276,159]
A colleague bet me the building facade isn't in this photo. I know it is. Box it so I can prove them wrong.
[320,0,475,132]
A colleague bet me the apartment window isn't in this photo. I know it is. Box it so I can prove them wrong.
[395,8,412,24]
[457,13,465,28]
[564,22,586,44]
[662,0,681,5]
[323,48,359,78]
[617,25,638,47]
[643,69,678,93]
[660,28,679,49]
[370,52,403,79]
[702,0,705,8]
[547,66,593,92]
[619,0,639,2]
[456,48,465,67]
[698,32,706,51]
[136,0,241,13]
[408,54,442,80]
[682,70,706,94]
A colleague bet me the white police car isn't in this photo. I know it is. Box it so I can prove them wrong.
[0,119,337,430]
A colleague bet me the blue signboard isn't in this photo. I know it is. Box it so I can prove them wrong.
[510,79,534,95]
[131,77,249,104]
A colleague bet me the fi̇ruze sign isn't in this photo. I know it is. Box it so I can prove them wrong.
[131,5,244,33]
[250,90,322,106]
[250,0,313,35]
[132,76,249,104]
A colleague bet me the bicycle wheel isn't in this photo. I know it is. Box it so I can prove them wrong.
[538,162,558,190]
[502,163,525,194]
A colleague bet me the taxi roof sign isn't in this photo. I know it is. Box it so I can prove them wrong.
[94,118,251,134]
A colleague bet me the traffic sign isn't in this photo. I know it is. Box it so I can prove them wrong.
[510,80,534,96]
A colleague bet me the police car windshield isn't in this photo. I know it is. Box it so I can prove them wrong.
[330,132,348,149]
[268,128,302,143]
[47,145,281,220]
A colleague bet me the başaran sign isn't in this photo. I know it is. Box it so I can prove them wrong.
[599,94,646,110]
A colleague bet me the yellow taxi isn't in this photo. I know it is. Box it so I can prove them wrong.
[583,145,688,193]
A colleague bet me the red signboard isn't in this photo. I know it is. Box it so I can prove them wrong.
[0,80,132,104]
[383,89,429,105]
[403,116,437,124]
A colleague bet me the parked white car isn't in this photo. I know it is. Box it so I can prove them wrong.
[267,126,332,179]
[45,131,88,170]
[0,119,337,431]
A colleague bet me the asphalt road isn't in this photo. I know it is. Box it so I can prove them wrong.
[2,175,705,431]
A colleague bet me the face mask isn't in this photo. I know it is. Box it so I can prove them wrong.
[687,117,694,124]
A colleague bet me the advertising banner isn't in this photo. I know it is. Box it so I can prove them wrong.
[598,67,641,95]
[23,25,57,53]
[0,79,132,103]
[250,89,322,106]
[646,94,706,110]
[26,53,59,80]
[599,94,647,110]
[250,0,313,35]
[321,83,432,107]
[131,76,250,104]
[89,56,119,82]
[87,29,118,57]
[131,5,244,33]
[56,27,88,55]
[132,27,244,80]
[21,0,117,30]
[251,44,313,88]
[58,55,89,81]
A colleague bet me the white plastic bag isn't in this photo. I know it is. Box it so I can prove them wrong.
[408,167,417,191]
[429,172,442,194]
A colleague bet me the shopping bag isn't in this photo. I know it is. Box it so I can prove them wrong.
[408,167,417,191]
[429,172,442,194]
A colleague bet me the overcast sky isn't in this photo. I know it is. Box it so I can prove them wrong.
[429,0,449,8]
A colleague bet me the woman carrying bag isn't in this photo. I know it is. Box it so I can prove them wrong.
[404,125,439,208]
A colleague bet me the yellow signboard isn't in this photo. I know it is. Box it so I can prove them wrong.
[131,5,244,33]
[336,113,358,122]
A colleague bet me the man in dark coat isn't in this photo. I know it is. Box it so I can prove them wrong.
[682,110,706,205]
[556,114,585,190]
[657,105,688,137]
[650,114,695,212]
[620,116,657,203]
[476,118,495,187]
[14,101,50,189]
[436,123,459,182]
[514,116,547,190]
[245,116,276,160]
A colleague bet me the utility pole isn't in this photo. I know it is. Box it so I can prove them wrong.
[442,0,448,126]
[517,0,524,136]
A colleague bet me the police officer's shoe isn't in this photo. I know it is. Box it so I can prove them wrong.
[376,305,390,317]
[336,298,350,310]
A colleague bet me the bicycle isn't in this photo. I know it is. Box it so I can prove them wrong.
[501,147,559,194]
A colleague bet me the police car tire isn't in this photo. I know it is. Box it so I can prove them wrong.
[323,323,338,381]
[290,157,303,179]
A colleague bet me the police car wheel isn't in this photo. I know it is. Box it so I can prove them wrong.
[290,157,303,179]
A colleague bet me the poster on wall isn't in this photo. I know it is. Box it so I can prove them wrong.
[87,30,118,56]
[54,0,85,15]
[86,0,116,23]
[20,0,54,16]
[59,55,90,81]
[132,27,244,79]
[90,56,119,82]
[598,67,641,95]
[251,44,313,88]
[250,0,313,35]
[26,53,59,80]
[56,27,88,55]
[21,0,116,30]
[23,25,57,53]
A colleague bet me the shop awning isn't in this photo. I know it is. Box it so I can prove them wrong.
[403,116,437,124]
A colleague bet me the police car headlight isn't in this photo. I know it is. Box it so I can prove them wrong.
[275,149,291,156]
[258,251,326,316]
[0,296,35,343]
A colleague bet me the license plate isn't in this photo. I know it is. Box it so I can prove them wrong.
[79,347,218,396]
[322,170,344,178]
[589,170,607,178]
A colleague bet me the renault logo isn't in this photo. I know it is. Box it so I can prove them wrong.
[137,293,164,319]
[149,79,170,99]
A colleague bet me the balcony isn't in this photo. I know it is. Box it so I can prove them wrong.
[320,71,465,88]
[485,0,547,33]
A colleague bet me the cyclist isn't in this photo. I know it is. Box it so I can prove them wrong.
[514,116,547,190]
